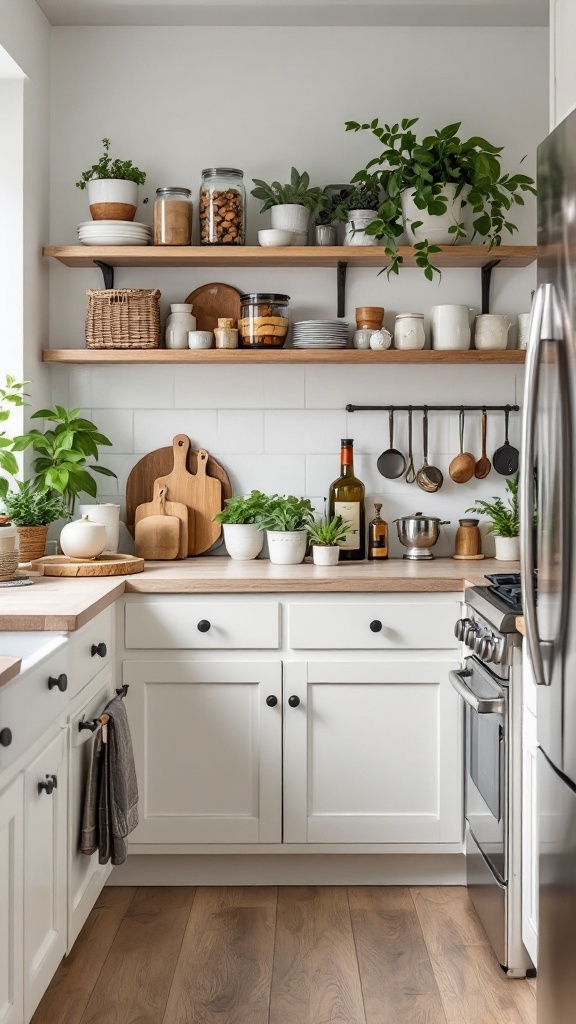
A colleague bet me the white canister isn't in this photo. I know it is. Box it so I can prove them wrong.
[60,514,107,559]
[166,303,196,349]
[343,210,378,247]
[394,313,426,350]
[369,329,392,350]
[353,329,373,350]
[517,313,531,350]
[430,304,474,350]
[79,503,121,553]
[474,314,512,350]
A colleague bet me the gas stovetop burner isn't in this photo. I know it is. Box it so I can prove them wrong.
[485,573,523,614]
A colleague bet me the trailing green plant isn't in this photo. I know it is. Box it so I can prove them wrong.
[0,375,28,500]
[75,137,147,190]
[307,514,351,547]
[214,490,271,525]
[13,405,116,515]
[258,494,315,532]
[1,482,69,527]
[466,476,519,538]
[251,167,324,212]
[345,117,536,280]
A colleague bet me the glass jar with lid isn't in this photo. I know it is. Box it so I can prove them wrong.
[239,294,290,348]
[153,187,193,245]
[200,168,245,245]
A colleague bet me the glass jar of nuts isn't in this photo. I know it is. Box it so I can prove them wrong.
[200,168,245,245]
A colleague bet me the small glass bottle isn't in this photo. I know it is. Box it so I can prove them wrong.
[328,439,366,561]
[368,503,388,561]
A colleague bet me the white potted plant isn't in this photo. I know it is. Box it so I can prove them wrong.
[307,515,350,565]
[259,494,315,565]
[467,476,520,561]
[214,490,268,561]
[251,168,324,246]
[76,137,147,222]
[337,183,381,246]
[2,483,69,563]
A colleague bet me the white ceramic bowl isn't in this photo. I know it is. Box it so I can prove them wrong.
[258,229,296,247]
[188,330,214,350]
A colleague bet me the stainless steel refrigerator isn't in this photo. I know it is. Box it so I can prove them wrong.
[521,106,576,1024]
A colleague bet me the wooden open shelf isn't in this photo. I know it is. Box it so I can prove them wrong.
[42,348,526,365]
[42,244,536,270]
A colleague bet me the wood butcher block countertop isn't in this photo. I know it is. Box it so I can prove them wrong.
[0,558,517,631]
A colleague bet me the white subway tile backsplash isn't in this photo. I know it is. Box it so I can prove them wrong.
[216,410,263,454]
[91,409,134,453]
[175,366,264,409]
[264,410,347,454]
[90,366,175,409]
[263,366,305,408]
[218,454,305,496]
[133,409,219,453]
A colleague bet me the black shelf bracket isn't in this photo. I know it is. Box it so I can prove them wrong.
[481,259,501,314]
[337,261,348,318]
[93,260,115,290]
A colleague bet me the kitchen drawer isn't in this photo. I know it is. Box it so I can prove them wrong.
[68,606,113,698]
[124,599,280,650]
[288,599,459,650]
[0,639,68,773]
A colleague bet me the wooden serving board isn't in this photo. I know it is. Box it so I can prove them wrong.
[185,282,242,333]
[135,481,189,559]
[30,554,145,577]
[155,438,222,556]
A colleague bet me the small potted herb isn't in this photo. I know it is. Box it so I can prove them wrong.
[258,495,315,565]
[466,476,519,561]
[337,182,382,247]
[307,515,350,565]
[214,490,269,560]
[2,482,70,562]
[76,137,147,222]
[314,186,351,245]
[251,168,324,245]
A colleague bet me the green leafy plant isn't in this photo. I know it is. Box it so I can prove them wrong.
[214,490,271,525]
[251,167,324,213]
[307,514,351,547]
[466,476,519,537]
[258,495,315,532]
[75,138,147,190]
[13,406,116,515]
[2,482,69,527]
[345,117,536,280]
[0,375,28,500]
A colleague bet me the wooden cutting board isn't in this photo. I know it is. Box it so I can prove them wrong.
[135,480,189,558]
[185,282,242,332]
[126,441,231,549]
[30,554,144,577]
[134,484,181,560]
[154,437,222,556]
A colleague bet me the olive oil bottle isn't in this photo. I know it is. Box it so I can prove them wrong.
[328,439,366,561]
[368,503,389,560]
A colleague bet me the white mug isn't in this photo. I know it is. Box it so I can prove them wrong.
[517,313,531,350]
[430,304,474,350]
[474,314,512,350]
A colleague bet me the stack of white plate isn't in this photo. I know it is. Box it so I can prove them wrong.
[78,221,152,246]
[291,320,349,349]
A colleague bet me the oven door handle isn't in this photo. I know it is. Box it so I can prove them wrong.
[449,669,505,715]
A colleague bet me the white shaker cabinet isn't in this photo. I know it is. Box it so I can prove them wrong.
[0,775,24,1024]
[551,0,576,127]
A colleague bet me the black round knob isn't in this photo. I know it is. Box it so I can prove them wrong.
[197,620,211,633]
[288,695,301,708]
[38,776,55,796]
[0,727,12,747]
[91,642,107,658]
[48,673,68,693]
[370,620,383,633]
[266,695,278,707]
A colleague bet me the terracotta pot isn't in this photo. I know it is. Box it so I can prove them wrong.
[17,524,48,563]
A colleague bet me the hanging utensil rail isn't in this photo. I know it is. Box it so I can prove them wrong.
[346,403,520,413]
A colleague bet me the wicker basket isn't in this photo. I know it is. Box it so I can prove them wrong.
[17,525,48,563]
[0,551,19,581]
[86,289,161,349]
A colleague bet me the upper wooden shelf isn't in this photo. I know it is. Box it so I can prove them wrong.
[42,244,537,270]
[42,349,526,365]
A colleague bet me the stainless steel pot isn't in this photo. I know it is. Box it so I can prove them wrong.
[393,512,450,560]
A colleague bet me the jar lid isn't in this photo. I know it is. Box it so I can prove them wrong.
[396,312,424,319]
[217,318,236,328]
[156,187,192,197]
[170,304,193,313]
[202,168,243,178]
[394,512,442,523]
[240,293,290,303]
[459,518,479,525]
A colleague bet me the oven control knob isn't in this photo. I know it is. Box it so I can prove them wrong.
[454,619,465,641]
[464,621,479,647]
[492,636,506,664]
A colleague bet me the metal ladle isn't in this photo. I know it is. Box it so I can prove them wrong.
[405,406,417,484]
[416,407,444,492]
[377,408,407,479]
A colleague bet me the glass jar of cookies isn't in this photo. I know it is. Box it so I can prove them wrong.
[239,294,290,348]
[199,168,245,245]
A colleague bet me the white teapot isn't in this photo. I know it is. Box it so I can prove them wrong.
[60,514,107,559]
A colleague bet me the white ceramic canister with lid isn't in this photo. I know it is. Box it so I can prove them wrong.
[166,303,196,349]
[394,313,426,350]
[474,314,512,350]
[430,304,474,350]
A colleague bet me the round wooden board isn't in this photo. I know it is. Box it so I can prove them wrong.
[31,554,145,577]
[452,554,485,560]
[185,282,242,333]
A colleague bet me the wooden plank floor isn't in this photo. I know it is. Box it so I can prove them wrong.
[32,886,536,1024]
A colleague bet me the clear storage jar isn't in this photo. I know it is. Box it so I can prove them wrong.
[239,294,290,348]
[200,168,245,245]
[153,187,193,245]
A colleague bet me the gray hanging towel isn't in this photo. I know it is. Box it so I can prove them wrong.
[80,727,104,857]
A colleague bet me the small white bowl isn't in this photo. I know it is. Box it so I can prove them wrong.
[258,229,296,247]
[188,330,214,350]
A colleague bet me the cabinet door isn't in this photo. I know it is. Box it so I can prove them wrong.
[24,731,67,1021]
[552,0,576,126]
[284,659,462,844]
[124,660,282,844]
[522,706,538,966]
[0,775,24,1024]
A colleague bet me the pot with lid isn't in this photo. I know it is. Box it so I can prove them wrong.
[393,512,450,560]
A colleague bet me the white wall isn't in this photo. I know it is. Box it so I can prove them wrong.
[48,25,547,555]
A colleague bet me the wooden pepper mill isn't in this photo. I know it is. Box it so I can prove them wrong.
[453,518,484,560]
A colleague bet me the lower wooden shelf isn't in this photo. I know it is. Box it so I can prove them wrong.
[42,348,526,365]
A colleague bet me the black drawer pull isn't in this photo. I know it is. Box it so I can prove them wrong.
[197,620,211,633]
[370,620,383,633]
[266,695,278,707]
[288,695,301,708]
[91,642,107,658]
[48,673,68,692]
[0,727,12,747]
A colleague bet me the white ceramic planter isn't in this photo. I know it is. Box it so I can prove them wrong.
[494,535,520,561]
[86,178,138,221]
[401,183,463,245]
[312,545,340,566]
[343,210,378,246]
[266,529,307,565]
[60,515,107,559]
[223,523,264,561]
[271,204,310,245]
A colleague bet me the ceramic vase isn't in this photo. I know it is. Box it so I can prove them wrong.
[60,515,107,559]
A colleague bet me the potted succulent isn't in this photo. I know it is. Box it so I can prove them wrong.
[76,137,147,222]
[214,490,269,560]
[307,515,350,565]
[251,168,324,245]
[467,476,520,561]
[2,482,70,562]
[345,117,536,279]
[258,494,315,565]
